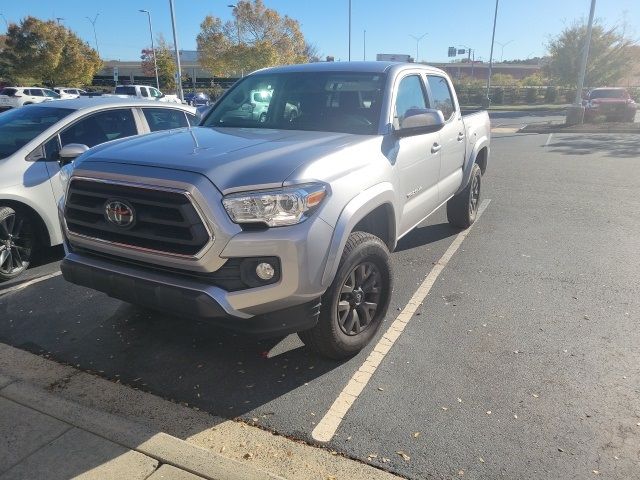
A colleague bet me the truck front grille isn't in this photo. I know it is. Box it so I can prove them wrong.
[64,179,211,256]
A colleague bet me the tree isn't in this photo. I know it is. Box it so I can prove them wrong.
[197,0,309,76]
[0,17,101,86]
[545,21,636,87]
[141,35,177,90]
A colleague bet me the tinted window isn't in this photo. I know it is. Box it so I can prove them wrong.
[60,109,137,148]
[0,88,18,97]
[30,89,44,97]
[140,87,149,98]
[43,135,61,162]
[394,75,429,125]
[186,113,197,126]
[0,106,72,159]
[427,75,455,120]
[44,89,60,98]
[142,108,189,132]
[115,86,137,96]
[149,88,162,98]
[203,72,386,135]
[590,89,627,99]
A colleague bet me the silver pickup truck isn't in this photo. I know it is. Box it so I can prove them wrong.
[59,62,490,359]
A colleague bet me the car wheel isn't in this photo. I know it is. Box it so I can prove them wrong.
[0,206,36,281]
[298,232,392,359]
[259,112,267,123]
[447,163,481,229]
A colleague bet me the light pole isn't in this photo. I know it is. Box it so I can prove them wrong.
[363,29,366,61]
[348,0,352,61]
[56,17,64,25]
[168,0,184,102]
[486,0,499,103]
[566,0,596,125]
[85,14,100,59]
[227,4,240,42]
[409,33,428,62]
[139,10,159,90]
[496,40,513,62]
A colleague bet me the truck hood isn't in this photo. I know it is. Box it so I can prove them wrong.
[79,127,368,193]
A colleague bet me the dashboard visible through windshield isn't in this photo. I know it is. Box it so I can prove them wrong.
[202,72,386,135]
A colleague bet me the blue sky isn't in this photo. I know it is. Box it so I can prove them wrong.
[1,0,639,62]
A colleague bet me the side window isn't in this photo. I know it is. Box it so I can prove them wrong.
[43,135,61,162]
[149,88,162,98]
[186,113,197,126]
[142,108,189,132]
[394,75,429,126]
[427,76,455,121]
[33,89,44,97]
[140,87,149,98]
[60,109,137,148]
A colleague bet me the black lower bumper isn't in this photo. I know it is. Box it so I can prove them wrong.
[61,255,320,337]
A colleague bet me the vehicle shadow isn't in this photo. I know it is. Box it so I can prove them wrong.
[395,221,459,252]
[548,134,640,158]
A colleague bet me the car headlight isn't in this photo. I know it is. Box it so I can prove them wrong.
[222,184,327,227]
[59,162,75,192]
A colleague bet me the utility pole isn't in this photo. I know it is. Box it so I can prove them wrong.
[409,33,428,63]
[363,29,366,61]
[348,0,351,61]
[85,14,100,59]
[486,0,499,103]
[168,0,184,102]
[566,0,597,125]
[56,17,64,25]
[139,10,160,90]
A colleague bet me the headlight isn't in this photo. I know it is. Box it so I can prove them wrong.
[59,162,75,192]
[222,184,327,227]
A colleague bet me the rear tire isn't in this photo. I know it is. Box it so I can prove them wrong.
[447,163,482,229]
[298,232,392,360]
[0,206,36,281]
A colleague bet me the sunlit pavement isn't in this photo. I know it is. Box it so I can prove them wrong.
[1,113,639,479]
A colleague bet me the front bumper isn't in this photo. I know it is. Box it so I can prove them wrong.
[61,252,321,336]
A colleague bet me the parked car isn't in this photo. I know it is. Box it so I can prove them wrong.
[0,98,197,281]
[58,62,490,359]
[109,85,182,104]
[54,88,87,99]
[0,87,61,111]
[584,87,637,123]
[184,92,211,107]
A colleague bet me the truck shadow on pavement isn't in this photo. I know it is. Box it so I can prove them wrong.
[395,222,459,252]
[548,134,640,158]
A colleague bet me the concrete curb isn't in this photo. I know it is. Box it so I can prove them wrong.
[0,378,284,480]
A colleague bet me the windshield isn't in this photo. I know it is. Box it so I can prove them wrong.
[202,72,386,135]
[0,106,73,159]
[590,89,628,99]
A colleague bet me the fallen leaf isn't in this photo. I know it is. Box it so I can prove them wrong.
[367,453,378,459]
[382,457,390,463]
[513,414,518,419]
[458,470,464,476]
[378,387,384,391]
[243,453,254,460]
[558,448,564,452]
[479,457,485,463]
[396,451,410,461]
[592,470,599,475]
[486,411,492,415]
[532,394,539,398]
[220,446,226,453]
[441,406,448,411]
[413,432,420,438]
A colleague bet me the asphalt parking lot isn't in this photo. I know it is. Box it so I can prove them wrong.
[1,112,639,479]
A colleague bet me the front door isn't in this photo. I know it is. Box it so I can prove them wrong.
[392,74,442,236]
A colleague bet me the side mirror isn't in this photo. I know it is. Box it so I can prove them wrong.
[394,108,445,137]
[59,143,89,166]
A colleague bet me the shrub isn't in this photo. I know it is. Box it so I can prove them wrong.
[544,86,558,103]
[525,87,538,104]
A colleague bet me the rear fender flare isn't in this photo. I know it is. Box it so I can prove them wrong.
[455,137,489,195]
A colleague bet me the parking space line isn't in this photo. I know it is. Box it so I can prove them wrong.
[544,133,554,147]
[311,199,491,443]
[0,271,62,297]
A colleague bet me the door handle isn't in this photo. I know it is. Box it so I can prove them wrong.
[457,133,465,141]
[431,143,442,154]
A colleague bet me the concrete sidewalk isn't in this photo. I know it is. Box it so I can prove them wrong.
[0,343,401,480]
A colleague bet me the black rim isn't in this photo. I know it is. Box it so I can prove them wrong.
[469,173,480,217]
[0,212,33,276]
[337,262,382,336]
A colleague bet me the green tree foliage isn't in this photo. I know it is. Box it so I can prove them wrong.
[0,16,102,86]
[545,21,636,87]
[197,0,308,76]
[141,35,177,90]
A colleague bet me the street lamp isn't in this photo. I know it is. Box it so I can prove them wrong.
[486,0,500,103]
[139,10,160,90]
[409,33,428,62]
[496,40,513,62]
[363,29,366,61]
[56,17,64,25]
[85,14,101,59]
[348,0,352,61]
[227,4,240,43]
[168,0,184,102]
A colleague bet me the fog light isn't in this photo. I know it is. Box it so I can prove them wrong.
[256,262,275,281]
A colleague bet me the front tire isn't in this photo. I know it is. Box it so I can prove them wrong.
[298,232,392,359]
[0,206,36,281]
[447,163,482,229]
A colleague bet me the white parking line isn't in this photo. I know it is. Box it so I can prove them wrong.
[311,199,491,443]
[0,271,62,297]
[544,133,554,147]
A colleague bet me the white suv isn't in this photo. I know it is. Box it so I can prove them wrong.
[54,88,87,99]
[0,87,61,111]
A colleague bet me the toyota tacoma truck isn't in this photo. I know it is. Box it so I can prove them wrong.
[58,62,490,359]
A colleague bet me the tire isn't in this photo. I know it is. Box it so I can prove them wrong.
[447,163,482,229]
[298,232,392,359]
[259,112,267,123]
[0,206,36,281]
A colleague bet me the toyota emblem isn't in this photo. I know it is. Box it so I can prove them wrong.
[104,199,135,228]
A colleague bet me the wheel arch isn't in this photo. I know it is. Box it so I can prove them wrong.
[455,138,490,196]
[0,198,52,247]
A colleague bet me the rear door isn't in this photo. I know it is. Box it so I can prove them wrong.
[140,107,190,132]
[392,73,442,236]
[426,75,465,202]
